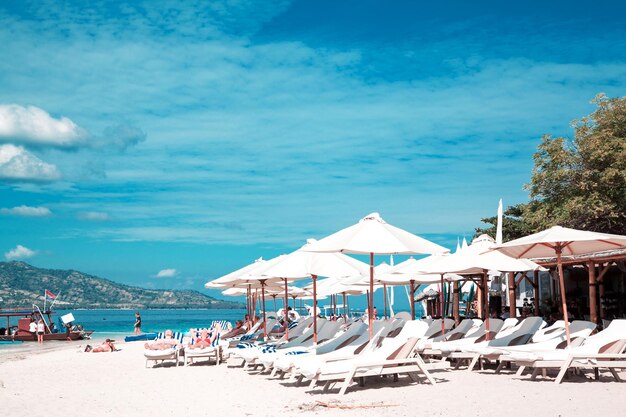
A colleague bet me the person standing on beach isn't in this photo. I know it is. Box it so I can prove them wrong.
[36,319,45,344]
[28,318,37,341]
[134,312,141,335]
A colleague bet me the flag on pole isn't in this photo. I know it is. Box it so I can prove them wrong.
[496,198,503,245]
[45,289,57,299]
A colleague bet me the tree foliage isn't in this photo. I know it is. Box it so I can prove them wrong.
[476,93,626,240]
[525,93,626,234]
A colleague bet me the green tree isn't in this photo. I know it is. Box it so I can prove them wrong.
[474,203,533,241]
[525,94,626,234]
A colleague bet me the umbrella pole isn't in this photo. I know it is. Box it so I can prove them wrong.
[284,278,289,340]
[556,247,571,346]
[312,274,318,344]
[261,280,267,339]
[383,284,388,319]
[410,280,415,320]
[272,295,277,315]
[440,274,445,337]
[369,252,374,340]
[343,292,347,321]
[483,271,491,341]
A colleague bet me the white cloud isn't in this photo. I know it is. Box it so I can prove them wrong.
[0,144,61,181]
[0,104,88,148]
[0,205,52,217]
[4,244,36,260]
[155,268,178,278]
[78,211,110,222]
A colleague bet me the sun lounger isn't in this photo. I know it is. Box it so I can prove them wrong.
[270,321,369,378]
[285,321,398,383]
[446,317,546,370]
[421,319,503,358]
[507,319,626,383]
[143,331,185,368]
[303,321,448,395]
[184,333,222,366]
[258,321,342,371]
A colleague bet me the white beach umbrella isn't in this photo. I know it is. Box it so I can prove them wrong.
[306,212,449,339]
[495,225,626,345]
[259,239,370,343]
[404,235,544,338]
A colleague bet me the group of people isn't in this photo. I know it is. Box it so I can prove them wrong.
[28,318,45,344]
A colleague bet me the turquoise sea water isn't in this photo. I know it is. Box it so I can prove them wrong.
[1,305,424,350]
[56,309,248,339]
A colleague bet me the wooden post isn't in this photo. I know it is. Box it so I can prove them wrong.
[368,253,374,340]
[508,272,516,318]
[556,248,571,346]
[440,274,445,336]
[260,280,267,338]
[410,280,415,320]
[599,277,606,321]
[284,278,289,340]
[452,281,460,325]
[383,284,388,319]
[533,270,540,315]
[483,271,491,341]
[588,261,598,324]
[312,274,317,344]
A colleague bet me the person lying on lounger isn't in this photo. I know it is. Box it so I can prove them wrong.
[85,339,116,352]
[187,329,217,350]
[144,330,181,350]
[221,320,246,339]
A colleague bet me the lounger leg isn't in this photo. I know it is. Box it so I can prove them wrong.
[295,375,304,385]
[309,379,317,389]
[339,369,357,395]
[516,365,526,376]
[530,368,539,380]
[270,367,278,377]
[410,355,437,385]
[322,381,332,393]
[467,355,480,372]
[555,356,574,384]
[495,361,505,374]
[608,368,622,382]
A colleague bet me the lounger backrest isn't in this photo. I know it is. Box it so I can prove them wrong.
[394,312,411,321]
[531,320,565,343]
[312,321,341,345]
[287,317,314,339]
[316,322,367,355]
[423,318,455,339]
[279,319,328,349]
[386,337,420,362]
[598,339,626,354]
[487,317,545,347]
[431,319,475,342]
[578,319,626,352]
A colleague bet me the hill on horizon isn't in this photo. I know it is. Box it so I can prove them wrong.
[0,261,243,309]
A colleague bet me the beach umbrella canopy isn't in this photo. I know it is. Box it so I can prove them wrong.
[306,212,449,338]
[205,257,266,288]
[258,239,370,343]
[495,225,626,345]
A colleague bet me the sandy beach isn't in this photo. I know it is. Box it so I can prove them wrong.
[0,341,623,417]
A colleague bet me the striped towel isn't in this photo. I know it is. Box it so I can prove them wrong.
[285,350,307,356]
[236,342,256,349]
[240,334,255,341]
[288,321,299,330]
[260,344,277,354]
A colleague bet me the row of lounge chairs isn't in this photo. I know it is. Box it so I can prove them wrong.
[142,315,626,394]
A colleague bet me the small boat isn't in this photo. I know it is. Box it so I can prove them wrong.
[0,308,93,342]
[124,332,158,342]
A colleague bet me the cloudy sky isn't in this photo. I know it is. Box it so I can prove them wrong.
[1,0,625,309]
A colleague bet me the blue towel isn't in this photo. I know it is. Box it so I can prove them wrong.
[240,334,254,341]
[236,342,256,349]
[288,321,299,329]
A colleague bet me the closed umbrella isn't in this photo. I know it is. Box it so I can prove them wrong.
[495,225,626,345]
[305,213,448,339]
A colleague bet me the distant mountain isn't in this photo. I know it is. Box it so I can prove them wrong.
[0,261,243,309]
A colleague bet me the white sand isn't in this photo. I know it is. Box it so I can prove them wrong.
[0,341,623,417]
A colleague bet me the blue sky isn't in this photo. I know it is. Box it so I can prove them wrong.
[1,0,625,311]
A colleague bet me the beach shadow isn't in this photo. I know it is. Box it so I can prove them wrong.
[297,374,448,395]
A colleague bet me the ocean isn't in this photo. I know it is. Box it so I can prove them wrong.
[0,305,423,351]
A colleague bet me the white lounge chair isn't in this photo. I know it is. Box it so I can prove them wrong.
[143,331,185,368]
[303,321,447,395]
[508,319,626,383]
